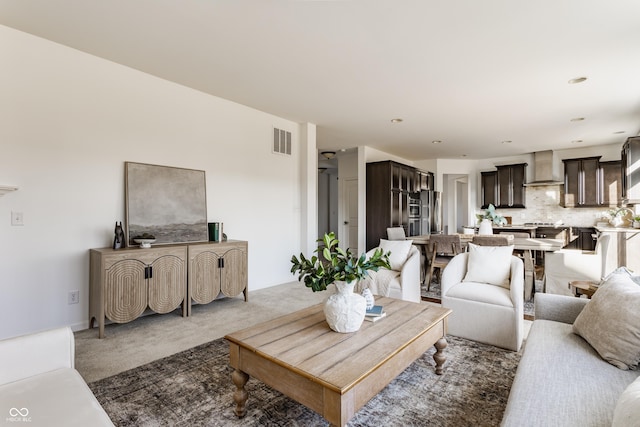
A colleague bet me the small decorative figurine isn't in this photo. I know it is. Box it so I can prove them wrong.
[362,288,375,310]
[113,221,125,249]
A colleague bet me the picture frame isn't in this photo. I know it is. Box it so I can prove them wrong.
[125,162,208,246]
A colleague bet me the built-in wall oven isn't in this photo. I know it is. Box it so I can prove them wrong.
[408,195,421,218]
[408,194,421,236]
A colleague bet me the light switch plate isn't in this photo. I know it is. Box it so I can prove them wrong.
[11,211,24,226]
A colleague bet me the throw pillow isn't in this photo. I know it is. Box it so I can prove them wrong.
[573,271,640,370]
[612,376,640,426]
[462,243,514,288]
[379,239,412,271]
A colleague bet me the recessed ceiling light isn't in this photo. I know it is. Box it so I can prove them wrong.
[570,117,585,122]
[571,140,583,144]
[432,140,442,144]
[501,140,512,144]
[568,77,588,84]
[390,118,403,123]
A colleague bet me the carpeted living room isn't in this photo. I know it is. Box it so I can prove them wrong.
[74,282,523,426]
[2,2,640,427]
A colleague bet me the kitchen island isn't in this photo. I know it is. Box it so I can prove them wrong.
[595,226,640,273]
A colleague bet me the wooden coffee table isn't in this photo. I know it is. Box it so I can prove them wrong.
[225,297,451,426]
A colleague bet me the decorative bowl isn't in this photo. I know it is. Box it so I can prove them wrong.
[133,238,156,248]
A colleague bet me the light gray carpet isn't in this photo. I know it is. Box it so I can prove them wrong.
[89,335,521,426]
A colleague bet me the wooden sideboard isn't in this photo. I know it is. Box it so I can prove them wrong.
[89,240,248,338]
[187,240,248,316]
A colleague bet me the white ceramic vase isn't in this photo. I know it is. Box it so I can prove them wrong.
[324,280,367,333]
[478,219,493,235]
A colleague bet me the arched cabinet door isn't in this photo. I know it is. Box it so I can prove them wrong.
[220,246,248,298]
[148,253,187,314]
[189,250,222,305]
[104,259,147,323]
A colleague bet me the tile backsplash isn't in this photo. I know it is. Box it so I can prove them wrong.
[488,185,628,227]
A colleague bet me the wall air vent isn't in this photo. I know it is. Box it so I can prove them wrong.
[273,127,292,155]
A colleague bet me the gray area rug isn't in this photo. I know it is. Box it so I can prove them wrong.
[421,280,539,318]
[89,335,521,426]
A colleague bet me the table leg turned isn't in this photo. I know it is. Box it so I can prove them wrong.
[232,369,249,417]
[433,337,447,375]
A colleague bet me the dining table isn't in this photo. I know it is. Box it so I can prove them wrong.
[409,234,564,300]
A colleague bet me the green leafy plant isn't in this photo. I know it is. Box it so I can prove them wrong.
[476,204,507,226]
[290,232,391,292]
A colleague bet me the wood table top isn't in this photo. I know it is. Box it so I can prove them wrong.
[225,298,451,393]
[409,234,564,251]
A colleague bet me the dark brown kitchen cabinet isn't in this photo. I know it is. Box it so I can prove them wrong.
[366,160,433,250]
[418,171,434,191]
[601,160,622,207]
[562,157,599,207]
[562,157,621,207]
[496,163,526,208]
[481,171,498,209]
[481,163,526,209]
[622,136,640,204]
[566,227,597,251]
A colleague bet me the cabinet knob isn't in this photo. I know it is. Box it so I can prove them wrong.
[344,221,349,225]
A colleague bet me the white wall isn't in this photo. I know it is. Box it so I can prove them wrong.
[0,26,313,339]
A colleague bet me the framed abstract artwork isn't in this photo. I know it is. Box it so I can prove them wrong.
[125,162,208,246]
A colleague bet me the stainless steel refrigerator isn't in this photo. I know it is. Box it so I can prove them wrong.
[421,190,443,235]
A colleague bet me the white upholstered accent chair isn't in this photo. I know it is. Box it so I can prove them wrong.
[543,233,611,296]
[441,244,524,351]
[361,239,421,303]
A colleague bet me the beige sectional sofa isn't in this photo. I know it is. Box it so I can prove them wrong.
[501,293,640,426]
[0,327,113,426]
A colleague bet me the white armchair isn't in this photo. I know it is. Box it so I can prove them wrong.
[544,234,611,296]
[362,244,421,303]
[441,251,524,351]
[0,327,114,426]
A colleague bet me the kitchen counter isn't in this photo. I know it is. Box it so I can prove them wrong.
[595,226,640,233]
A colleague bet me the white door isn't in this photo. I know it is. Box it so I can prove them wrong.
[343,178,359,253]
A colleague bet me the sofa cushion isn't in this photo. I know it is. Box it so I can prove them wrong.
[463,243,513,288]
[379,239,412,270]
[573,271,640,370]
[0,368,113,426]
[612,375,640,426]
[501,320,640,427]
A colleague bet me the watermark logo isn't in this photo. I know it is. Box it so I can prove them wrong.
[6,408,31,423]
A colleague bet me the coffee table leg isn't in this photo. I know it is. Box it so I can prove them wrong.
[433,337,447,375]
[232,369,249,417]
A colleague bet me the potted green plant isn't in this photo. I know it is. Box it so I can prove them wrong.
[290,232,391,292]
[633,215,640,229]
[290,232,391,333]
[476,204,507,226]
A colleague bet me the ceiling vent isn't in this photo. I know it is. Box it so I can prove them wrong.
[273,127,291,155]
[524,150,564,186]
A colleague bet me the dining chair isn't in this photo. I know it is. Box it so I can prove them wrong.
[427,234,462,291]
[471,235,511,246]
[386,227,407,241]
[499,231,535,300]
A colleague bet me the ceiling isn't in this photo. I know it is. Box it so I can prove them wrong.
[2,0,640,161]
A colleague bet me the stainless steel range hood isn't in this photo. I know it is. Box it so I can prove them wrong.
[524,150,564,186]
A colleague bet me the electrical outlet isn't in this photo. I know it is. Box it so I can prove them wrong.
[11,211,24,226]
[68,290,79,305]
